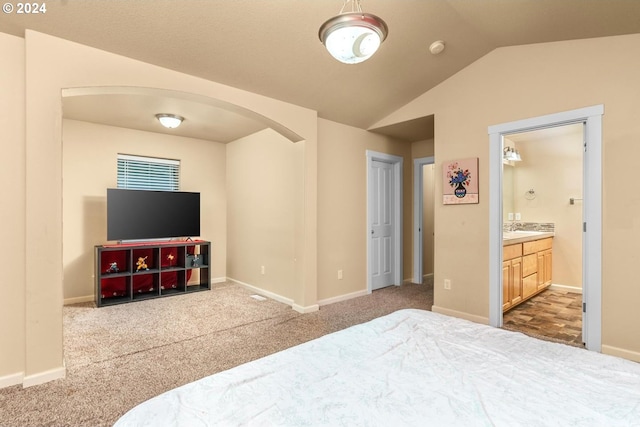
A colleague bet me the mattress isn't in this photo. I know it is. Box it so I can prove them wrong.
[114,309,640,426]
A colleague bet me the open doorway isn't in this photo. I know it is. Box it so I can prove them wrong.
[488,105,603,352]
[413,157,435,284]
[500,125,584,347]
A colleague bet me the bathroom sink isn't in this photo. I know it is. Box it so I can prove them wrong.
[503,230,554,243]
[503,230,540,238]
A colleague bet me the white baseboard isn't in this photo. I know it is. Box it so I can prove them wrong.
[227,278,319,313]
[431,305,489,325]
[549,283,583,294]
[227,277,294,307]
[63,295,94,305]
[317,289,369,306]
[0,372,23,389]
[211,276,227,284]
[602,345,640,363]
[292,303,319,314]
[22,365,66,388]
[404,273,433,285]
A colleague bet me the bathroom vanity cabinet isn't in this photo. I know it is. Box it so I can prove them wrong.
[503,236,553,312]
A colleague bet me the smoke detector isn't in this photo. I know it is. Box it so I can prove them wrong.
[429,40,445,55]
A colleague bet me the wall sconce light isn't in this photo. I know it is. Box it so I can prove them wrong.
[318,0,388,64]
[503,147,522,162]
[156,114,184,129]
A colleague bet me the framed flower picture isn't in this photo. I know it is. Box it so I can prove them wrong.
[443,158,479,205]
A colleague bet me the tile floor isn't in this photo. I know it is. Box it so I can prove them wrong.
[502,288,584,347]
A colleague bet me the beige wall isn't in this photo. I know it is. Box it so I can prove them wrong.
[317,119,412,301]
[62,120,227,301]
[411,138,435,160]
[0,33,26,384]
[373,33,640,359]
[508,127,583,288]
[6,27,640,386]
[3,30,318,387]
[502,164,515,220]
[226,129,298,299]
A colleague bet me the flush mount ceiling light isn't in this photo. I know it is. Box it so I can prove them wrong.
[318,0,388,64]
[155,114,184,129]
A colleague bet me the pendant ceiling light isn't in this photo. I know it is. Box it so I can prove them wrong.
[319,0,388,64]
[156,114,184,129]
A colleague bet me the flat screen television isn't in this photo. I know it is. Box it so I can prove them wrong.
[107,188,200,241]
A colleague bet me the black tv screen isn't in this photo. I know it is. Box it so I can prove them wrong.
[107,188,200,241]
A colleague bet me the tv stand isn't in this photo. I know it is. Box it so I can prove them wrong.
[94,240,211,307]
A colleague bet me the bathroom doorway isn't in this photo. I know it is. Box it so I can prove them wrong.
[488,105,603,352]
[500,124,584,346]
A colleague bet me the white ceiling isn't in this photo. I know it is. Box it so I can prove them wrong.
[3,0,640,142]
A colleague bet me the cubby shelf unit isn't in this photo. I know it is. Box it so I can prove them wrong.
[95,240,211,307]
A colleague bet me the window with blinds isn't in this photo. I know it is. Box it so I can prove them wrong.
[117,154,180,191]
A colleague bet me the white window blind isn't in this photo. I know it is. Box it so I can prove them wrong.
[117,154,180,191]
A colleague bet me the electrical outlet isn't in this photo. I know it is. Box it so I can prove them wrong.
[515,213,521,221]
[338,269,343,280]
[261,265,265,275]
[444,279,451,290]
[508,213,514,221]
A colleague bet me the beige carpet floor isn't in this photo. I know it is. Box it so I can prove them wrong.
[0,281,433,427]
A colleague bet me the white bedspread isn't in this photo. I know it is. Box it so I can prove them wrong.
[114,309,640,426]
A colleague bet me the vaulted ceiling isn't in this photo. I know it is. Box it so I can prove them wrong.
[2,0,640,141]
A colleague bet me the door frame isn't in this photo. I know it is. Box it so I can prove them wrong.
[413,156,435,283]
[366,150,403,293]
[488,105,603,352]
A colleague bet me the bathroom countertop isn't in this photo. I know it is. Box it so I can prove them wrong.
[503,231,555,245]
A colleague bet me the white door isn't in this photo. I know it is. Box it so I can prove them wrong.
[371,160,395,290]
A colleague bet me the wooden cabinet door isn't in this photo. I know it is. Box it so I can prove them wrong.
[503,260,511,311]
[537,249,553,290]
[511,257,523,305]
[543,249,552,288]
[503,257,523,311]
[537,251,545,289]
